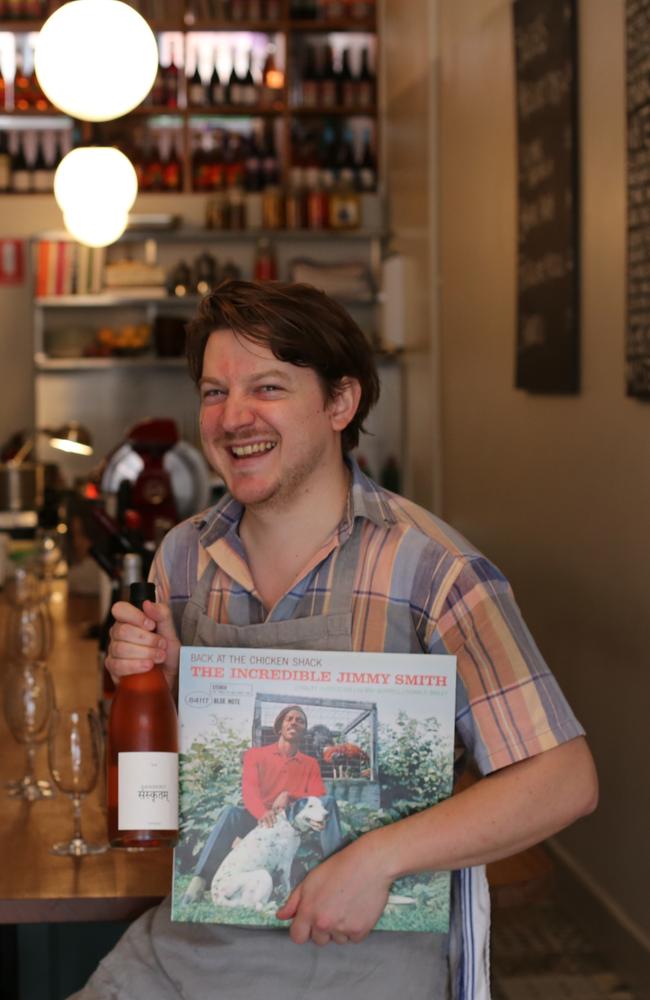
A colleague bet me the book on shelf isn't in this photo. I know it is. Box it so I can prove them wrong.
[171,645,456,934]
[34,239,106,297]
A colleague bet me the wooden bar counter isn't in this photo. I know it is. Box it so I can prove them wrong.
[0,583,171,925]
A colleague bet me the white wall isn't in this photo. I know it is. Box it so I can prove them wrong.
[438,0,650,981]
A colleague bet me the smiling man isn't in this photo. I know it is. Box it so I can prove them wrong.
[73,280,598,1000]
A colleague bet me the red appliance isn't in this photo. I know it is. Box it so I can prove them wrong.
[126,418,179,542]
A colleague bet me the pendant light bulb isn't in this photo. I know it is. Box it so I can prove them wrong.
[35,0,159,122]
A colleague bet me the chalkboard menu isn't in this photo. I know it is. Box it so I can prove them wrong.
[626,0,650,399]
[513,0,580,393]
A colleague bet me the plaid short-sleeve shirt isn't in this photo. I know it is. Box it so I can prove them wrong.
[152,459,583,776]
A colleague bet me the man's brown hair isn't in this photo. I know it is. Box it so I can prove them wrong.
[185,279,380,452]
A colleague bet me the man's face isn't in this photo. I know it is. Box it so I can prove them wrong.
[280,709,307,743]
[199,328,353,510]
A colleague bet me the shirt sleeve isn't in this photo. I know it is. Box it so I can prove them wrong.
[426,555,585,775]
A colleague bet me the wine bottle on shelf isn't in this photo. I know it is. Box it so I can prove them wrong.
[107,581,179,850]
[320,44,338,108]
[261,45,283,108]
[241,49,258,106]
[32,132,50,192]
[227,49,243,105]
[0,132,11,193]
[356,46,375,108]
[254,237,277,281]
[187,61,207,108]
[285,164,307,229]
[163,51,179,109]
[149,60,165,107]
[14,49,30,111]
[11,134,31,193]
[0,62,6,111]
[143,139,164,192]
[301,44,319,108]
[357,128,377,191]
[209,50,226,106]
[337,47,355,108]
[162,134,183,192]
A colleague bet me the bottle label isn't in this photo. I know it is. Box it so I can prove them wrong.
[118,752,178,830]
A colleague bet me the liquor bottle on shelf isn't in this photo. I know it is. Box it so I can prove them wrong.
[320,44,338,108]
[11,133,31,193]
[301,44,319,108]
[14,50,31,111]
[356,129,376,191]
[107,580,179,850]
[291,0,319,19]
[28,50,48,111]
[356,47,375,108]
[191,133,208,192]
[261,45,283,108]
[322,0,345,20]
[285,164,307,229]
[329,169,361,229]
[143,139,164,192]
[305,167,329,230]
[347,0,373,19]
[254,237,277,281]
[208,129,227,192]
[162,134,183,192]
[227,0,247,21]
[208,51,226,106]
[0,62,5,111]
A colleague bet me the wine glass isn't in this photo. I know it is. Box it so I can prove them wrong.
[4,565,53,663]
[47,707,107,856]
[3,660,55,801]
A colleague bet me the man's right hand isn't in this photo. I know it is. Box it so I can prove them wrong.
[105,598,180,692]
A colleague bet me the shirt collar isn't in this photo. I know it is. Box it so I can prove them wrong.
[194,456,397,554]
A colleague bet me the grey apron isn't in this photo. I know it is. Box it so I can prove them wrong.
[72,525,449,1000]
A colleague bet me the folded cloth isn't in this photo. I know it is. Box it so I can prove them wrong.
[289,258,375,301]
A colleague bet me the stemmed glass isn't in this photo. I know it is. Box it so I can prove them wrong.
[47,707,107,856]
[4,565,53,664]
[3,659,55,801]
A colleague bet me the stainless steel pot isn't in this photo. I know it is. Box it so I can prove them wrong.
[0,463,45,512]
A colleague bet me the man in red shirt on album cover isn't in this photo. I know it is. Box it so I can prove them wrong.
[182,704,344,905]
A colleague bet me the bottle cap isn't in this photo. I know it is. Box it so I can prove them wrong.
[130,581,156,609]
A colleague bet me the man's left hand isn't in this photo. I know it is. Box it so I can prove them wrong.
[276,839,391,946]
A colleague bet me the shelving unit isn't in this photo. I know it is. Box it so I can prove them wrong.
[31,216,402,486]
[0,0,379,197]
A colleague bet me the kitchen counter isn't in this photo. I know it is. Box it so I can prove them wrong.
[0,584,171,924]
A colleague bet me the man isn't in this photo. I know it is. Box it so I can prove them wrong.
[75,280,597,1000]
[182,703,344,904]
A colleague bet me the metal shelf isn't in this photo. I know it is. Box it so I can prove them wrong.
[35,226,388,245]
[34,354,187,371]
